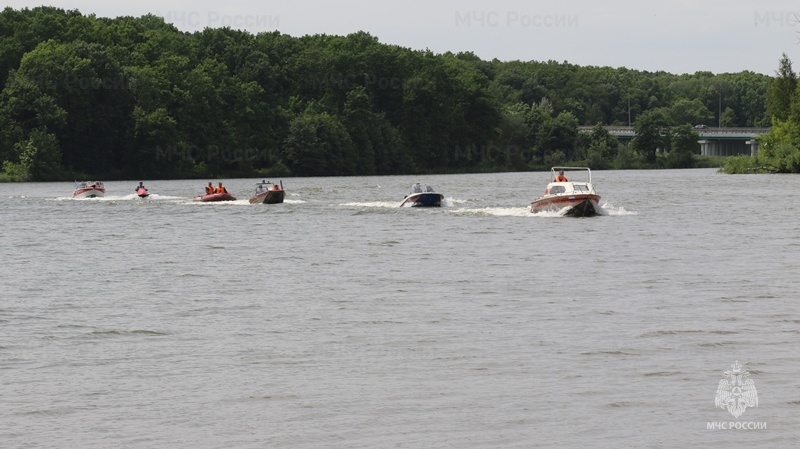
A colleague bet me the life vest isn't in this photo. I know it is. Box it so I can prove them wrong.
[555,175,568,182]
[205,185,214,194]
[215,185,227,194]
[272,184,280,191]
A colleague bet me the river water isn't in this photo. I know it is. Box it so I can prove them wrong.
[1,169,798,448]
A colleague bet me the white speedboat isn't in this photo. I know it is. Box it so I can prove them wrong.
[73,181,106,198]
[530,167,601,217]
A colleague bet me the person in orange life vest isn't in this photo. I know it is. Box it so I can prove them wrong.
[205,182,215,195]
[554,170,568,182]
[215,182,228,194]
[271,183,281,191]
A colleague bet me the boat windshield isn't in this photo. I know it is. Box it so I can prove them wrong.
[411,183,422,193]
[573,184,590,193]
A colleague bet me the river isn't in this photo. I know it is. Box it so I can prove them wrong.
[1,168,797,448]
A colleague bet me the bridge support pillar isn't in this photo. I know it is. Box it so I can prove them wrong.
[746,139,759,156]
[697,140,749,156]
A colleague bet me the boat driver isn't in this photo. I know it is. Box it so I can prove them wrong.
[555,170,568,182]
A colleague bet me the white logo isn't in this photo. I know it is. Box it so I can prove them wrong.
[715,361,758,418]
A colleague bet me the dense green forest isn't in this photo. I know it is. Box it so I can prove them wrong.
[0,7,775,181]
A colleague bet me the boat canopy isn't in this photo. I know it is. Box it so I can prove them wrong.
[549,167,592,183]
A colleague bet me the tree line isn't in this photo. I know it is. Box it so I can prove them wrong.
[0,7,775,181]
[723,53,800,173]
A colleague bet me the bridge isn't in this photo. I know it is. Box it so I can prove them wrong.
[577,126,770,156]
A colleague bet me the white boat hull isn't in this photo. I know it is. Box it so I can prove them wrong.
[73,188,105,198]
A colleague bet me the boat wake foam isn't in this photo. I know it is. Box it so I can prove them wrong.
[601,202,638,216]
[188,199,250,206]
[451,207,531,217]
[145,194,184,200]
[340,201,398,208]
[530,208,571,218]
[444,197,467,206]
[66,196,122,201]
[123,193,185,200]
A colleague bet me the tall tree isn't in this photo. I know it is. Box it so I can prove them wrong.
[583,123,619,170]
[766,53,796,122]
[632,108,670,163]
[666,124,699,168]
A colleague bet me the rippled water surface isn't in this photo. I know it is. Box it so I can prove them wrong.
[2,169,799,448]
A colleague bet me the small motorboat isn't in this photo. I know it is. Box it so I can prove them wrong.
[73,181,105,198]
[192,192,237,202]
[136,187,150,198]
[399,183,444,207]
[249,180,285,204]
[530,167,601,217]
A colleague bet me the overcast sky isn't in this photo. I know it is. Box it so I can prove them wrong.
[6,0,800,75]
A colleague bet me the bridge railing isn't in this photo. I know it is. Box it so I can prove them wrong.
[577,126,770,136]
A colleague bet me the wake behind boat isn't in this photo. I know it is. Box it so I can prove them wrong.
[249,180,285,204]
[530,167,601,217]
[73,181,105,198]
[399,183,444,207]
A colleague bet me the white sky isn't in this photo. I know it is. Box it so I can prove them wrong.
[6,0,800,75]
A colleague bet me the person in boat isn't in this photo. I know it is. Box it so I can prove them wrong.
[205,182,215,195]
[555,170,568,182]
[271,183,281,191]
[412,183,422,193]
[135,181,147,192]
[256,183,266,195]
[215,182,228,194]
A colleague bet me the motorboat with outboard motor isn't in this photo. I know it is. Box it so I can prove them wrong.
[530,167,601,217]
[399,183,444,207]
[249,180,285,204]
